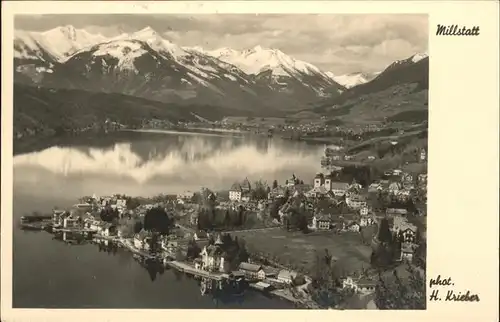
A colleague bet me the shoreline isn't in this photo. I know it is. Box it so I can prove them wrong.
[63,230,320,308]
[123,128,246,138]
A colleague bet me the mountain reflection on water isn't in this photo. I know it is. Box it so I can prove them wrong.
[13,131,324,197]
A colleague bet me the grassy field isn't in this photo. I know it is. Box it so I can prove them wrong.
[232,228,373,275]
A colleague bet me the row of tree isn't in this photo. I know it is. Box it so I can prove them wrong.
[196,205,258,231]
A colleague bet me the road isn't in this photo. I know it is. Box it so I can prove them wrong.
[176,224,281,235]
[294,275,321,309]
[226,226,281,234]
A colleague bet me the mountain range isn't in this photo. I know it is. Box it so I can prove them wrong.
[14,26,344,112]
[14,25,428,113]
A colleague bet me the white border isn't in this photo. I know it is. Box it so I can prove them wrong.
[2,2,499,322]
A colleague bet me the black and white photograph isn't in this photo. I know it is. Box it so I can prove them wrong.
[0,3,455,310]
[9,12,431,310]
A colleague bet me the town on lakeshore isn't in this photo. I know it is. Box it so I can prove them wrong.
[21,144,427,309]
[13,13,429,310]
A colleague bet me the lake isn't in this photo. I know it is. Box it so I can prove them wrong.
[12,130,325,308]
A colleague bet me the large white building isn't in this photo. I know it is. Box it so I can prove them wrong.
[229,178,252,202]
[312,172,349,196]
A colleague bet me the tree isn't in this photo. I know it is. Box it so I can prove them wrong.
[223,210,231,228]
[133,220,143,234]
[186,238,201,259]
[143,206,175,235]
[100,206,119,223]
[149,232,161,254]
[269,198,286,220]
[375,264,426,309]
[284,188,290,200]
[272,180,278,189]
[251,180,269,200]
[236,238,249,264]
[126,197,141,210]
[377,218,392,244]
[236,205,245,226]
[309,249,352,308]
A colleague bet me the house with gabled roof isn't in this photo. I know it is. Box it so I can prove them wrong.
[200,244,230,273]
[391,216,417,243]
[277,269,297,285]
[346,194,367,210]
[99,223,117,237]
[229,182,243,202]
[239,262,265,280]
[312,213,332,230]
[305,185,328,198]
[400,243,415,262]
[62,213,79,228]
[268,186,287,200]
[134,229,152,251]
[330,181,350,197]
[229,178,252,202]
[313,173,325,188]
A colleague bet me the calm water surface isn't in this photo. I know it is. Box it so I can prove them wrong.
[13,130,324,308]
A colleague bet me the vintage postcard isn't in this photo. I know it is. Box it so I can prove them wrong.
[1,1,498,322]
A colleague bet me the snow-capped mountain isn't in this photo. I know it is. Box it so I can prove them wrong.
[320,52,429,109]
[194,45,345,96]
[15,25,108,63]
[383,52,429,72]
[204,45,320,76]
[325,52,427,89]
[326,71,381,89]
[13,26,343,111]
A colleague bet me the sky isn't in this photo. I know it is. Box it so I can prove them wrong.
[15,14,428,75]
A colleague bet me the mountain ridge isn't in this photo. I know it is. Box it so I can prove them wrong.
[14,25,346,111]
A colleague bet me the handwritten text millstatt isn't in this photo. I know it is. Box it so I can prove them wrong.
[436,24,480,36]
[428,275,480,302]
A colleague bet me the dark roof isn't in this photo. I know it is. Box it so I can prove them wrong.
[230,182,242,191]
[357,278,377,287]
[386,208,408,214]
[330,182,350,190]
[263,267,279,276]
[231,271,246,277]
[292,184,311,193]
[315,214,331,221]
[206,245,224,256]
[195,231,208,238]
[241,178,252,191]
[195,240,209,249]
